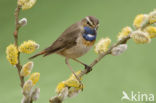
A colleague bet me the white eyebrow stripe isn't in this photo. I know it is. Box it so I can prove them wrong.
[85,17,93,25]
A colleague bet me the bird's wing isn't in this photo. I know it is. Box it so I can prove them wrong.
[44,22,83,56]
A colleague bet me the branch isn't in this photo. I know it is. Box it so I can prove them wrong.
[82,35,130,76]
[13,4,25,88]
[6,1,40,103]
[14,5,21,46]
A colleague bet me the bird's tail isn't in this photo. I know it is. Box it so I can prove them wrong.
[29,51,46,60]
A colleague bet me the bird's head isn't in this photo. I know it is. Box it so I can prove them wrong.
[81,16,99,30]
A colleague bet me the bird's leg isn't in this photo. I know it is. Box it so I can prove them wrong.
[65,58,83,87]
[72,58,92,73]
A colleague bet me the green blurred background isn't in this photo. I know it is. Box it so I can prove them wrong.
[0,0,156,103]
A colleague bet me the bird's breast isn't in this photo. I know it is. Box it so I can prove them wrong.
[60,35,94,58]
[81,36,96,46]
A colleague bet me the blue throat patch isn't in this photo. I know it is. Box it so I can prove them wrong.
[83,27,97,41]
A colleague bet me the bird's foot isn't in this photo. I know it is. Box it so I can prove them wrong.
[84,64,92,73]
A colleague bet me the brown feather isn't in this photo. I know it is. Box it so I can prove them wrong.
[42,22,82,55]
[29,22,82,59]
[29,51,46,59]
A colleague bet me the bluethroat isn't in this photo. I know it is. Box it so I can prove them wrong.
[29,16,99,85]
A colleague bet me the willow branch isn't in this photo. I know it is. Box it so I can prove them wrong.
[82,21,151,76]
[13,4,24,88]
[91,36,130,67]
[79,35,131,77]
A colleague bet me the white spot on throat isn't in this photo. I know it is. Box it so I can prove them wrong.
[87,34,94,38]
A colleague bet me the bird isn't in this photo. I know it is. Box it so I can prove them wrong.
[29,16,99,85]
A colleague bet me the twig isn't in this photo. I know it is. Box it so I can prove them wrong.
[82,20,150,75]
[14,5,21,46]
[90,35,130,67]
[79,35,131,76]
[13,4,25,88]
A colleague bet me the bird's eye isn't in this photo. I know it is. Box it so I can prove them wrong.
[87,21,92,26]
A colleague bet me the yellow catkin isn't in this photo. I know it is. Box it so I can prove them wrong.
[64,78,83,89]
[19,40,39,54]
[6,44,18,65]
[133,14,149,29]
[131,30,151,44]
[68,87,81,98]
[20,61,34,77]
[56,71,83,94]
[149,10,156,24]
[117,26,132,41]
[145,26,156,38]
[18,0,37,10]
[23,80,33,96]
[69,70,82,80]
[94,38,111,54]
[29,72,40,85]
[56,82,66,94]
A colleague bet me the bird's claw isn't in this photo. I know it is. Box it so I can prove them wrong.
[84,64,92,73]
